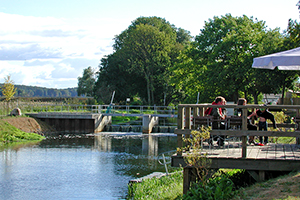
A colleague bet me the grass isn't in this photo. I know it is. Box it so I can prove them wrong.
[234,171,300,200]
[112,116,140,124]
[127,170,183,200]
[0,119,45,144]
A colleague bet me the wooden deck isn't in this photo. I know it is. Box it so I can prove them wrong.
[172,142,300,171]
[172,103,300,193]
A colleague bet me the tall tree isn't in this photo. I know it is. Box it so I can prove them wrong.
[77,66,95,97]
[121,24,172,105]
[95,16,191,105]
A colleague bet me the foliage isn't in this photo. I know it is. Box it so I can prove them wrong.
[0,119,44,144]
[112,116,140,124]
[77,66,95,97]
[127,170,183,200]
[122,23,173,105]
[94,16,192,105]
[284,19,300,49]
[171,14,299,103]
[182,175,237,200]
[130,96,143,105]
[1,75,17,101]
[182,127,211,182]
[169,46,204,103]
[219,169,255,189]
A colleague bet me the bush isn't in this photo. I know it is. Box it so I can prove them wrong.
[182,175,237,200]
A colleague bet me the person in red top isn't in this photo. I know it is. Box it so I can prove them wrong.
[206,96,226,146]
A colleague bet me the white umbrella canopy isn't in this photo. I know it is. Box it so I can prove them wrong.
[252,47,300,70]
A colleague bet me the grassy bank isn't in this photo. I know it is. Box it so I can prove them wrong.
[234,171,300,200]
[127,170,183,200]
[0,118,45,144]
[127,170,300,200]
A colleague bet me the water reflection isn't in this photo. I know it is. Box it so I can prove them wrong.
[0,133,177,200]
[95,134,159,156]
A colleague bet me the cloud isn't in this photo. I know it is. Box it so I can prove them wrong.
[29,29,84,38]
[0,12,129,88]
[0,57,99,89]
[0,44,64,60]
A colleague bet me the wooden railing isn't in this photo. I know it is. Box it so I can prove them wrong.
[174,104,300,158]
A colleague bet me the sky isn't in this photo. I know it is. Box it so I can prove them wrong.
[0,0,299,89]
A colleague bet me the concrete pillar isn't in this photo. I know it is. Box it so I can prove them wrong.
[95,114,112,133]
[142,115,159,134]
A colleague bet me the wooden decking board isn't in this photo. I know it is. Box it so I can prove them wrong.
[277,144,285,160]
[283,144,293,160]
[192,143,300,161]
[284,145,296,160]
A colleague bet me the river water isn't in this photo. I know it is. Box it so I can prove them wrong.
[0,133,178,200]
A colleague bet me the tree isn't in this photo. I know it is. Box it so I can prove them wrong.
[121,24,173,105]
[77,66,95,97]
[1,75,17,102]
[1,75,17,115]
[174,14,288,103]
[94,16,191,105]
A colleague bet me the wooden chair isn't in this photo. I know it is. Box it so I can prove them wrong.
[227,116,242,129]
[193,116,213,129]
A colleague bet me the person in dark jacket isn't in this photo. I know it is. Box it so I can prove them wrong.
[248,106,277,145]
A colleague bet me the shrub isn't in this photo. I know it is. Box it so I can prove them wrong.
[182,175,237,200]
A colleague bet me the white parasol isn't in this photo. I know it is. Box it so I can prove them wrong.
[252,47,300,70]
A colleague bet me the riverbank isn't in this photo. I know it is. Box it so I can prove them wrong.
[2,116,56,135]
[0,116,47,144]
[129,170,300,199]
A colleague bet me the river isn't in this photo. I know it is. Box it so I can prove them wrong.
[0,133,178,200]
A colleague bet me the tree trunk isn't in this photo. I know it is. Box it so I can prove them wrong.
[281,82,286,105]
[145,74,151,105]
[6,101,9,116]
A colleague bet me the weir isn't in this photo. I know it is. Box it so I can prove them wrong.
[27,112,176,134]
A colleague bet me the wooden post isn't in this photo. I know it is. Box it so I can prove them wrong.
[186,106,191,129]
[177,106,184,156]
[193,106,198,130]
[259,170,265,181]
[242,108,247,158]
[297,107,300,145]
[183,167,198,195]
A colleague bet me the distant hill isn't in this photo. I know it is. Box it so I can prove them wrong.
[0,84,78,97]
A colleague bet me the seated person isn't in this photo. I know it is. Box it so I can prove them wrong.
[236,98,257,144]
[208,96,226,146]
